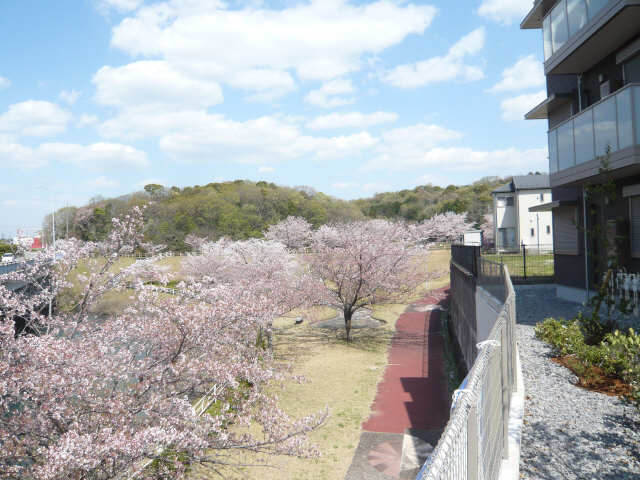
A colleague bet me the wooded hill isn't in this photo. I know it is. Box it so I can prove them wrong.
[44,177,509,250]
[353,176,508,226]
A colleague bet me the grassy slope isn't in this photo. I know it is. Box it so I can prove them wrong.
[200,251,451,480]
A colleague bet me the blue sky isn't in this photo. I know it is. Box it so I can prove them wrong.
[0,0,548,236]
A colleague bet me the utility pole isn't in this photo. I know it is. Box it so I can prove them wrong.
[49,209,56,319]
[65,203,69,239]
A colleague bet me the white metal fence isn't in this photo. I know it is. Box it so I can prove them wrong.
[418,264,517,480]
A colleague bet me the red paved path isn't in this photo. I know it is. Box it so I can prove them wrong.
[362,286,451,434]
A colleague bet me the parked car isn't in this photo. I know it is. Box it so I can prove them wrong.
[1,253,15,264]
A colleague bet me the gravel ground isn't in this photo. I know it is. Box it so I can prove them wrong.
[516,286,640,480]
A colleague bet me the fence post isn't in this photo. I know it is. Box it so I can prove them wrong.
[467,402,479,480]
[522,243,527,281]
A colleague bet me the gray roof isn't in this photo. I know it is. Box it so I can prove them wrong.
[492,174,549,194]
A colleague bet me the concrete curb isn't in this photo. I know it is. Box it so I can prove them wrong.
[498,343,525,480]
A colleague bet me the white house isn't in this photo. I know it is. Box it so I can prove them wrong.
[492,174,553,252]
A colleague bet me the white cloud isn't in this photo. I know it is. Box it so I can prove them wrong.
[258,166,275,173]
[1,200,18,207]
[1,139,149,171]
[110,0,437,85]
[488,55,544,93]
[500,90,546,121]
[305,79,356,108]
[88,176,119,189]
[77,114,100,127]
[0,101,72,137]
[0,141,47,169]
[362,182,392,192]
[478,0,531,25]
[43,142,150,170]
[307,111,397,130]
[231,69,296,101]
[0,76,10,90]
[99,107,378,162]
[93,61,223,109]
[98,0,143,12]
[332,182,358,189]
[59,89,81,105]
[382,28,486,88]
[364,145,548,174]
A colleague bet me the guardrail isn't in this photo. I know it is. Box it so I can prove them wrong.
[418,263,517,480]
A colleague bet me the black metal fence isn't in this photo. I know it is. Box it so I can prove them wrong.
[482,243,554,283]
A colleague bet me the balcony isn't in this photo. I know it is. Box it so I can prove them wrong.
[540,0,640,74]
[548,83,640,183]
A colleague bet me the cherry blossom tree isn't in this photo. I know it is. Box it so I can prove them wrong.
[264,216,313,251]
[481,212,495,246]
[306,220,430,342]
[183,237,326,347]
[411,211,473,244]
[0,208,326,480]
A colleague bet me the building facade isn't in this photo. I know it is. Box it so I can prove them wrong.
[493,175,553,251]
[522,0,640,302]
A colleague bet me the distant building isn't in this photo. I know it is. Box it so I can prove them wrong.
[522,0,640,302]
[492,174,553,251]
[12,232,43,250]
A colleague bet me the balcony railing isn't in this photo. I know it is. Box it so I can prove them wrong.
[542,0,610,61]
[548,83,640,174]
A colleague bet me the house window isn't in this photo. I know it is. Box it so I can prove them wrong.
[546,225,551,234]
[554,205,578,255]
[630,196,640,257]
[531,228,535,237]
[506,197,514,206]
[540,193,545,202]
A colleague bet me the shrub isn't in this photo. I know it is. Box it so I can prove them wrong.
[602,329,640,406]
[535,318,586,356]
[537,318,640,409]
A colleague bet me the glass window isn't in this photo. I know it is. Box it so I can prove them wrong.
[548,128,559,173]
[551,1,569,53]
[557,121,575,170]
[594,96,618,157]
[546,225,551,234]
[543,15,553,60]
[586,0,608,18]
[567,0,588,36]
[573,109,594,164]
[531,228,535,237]
[617,87,633,150]
[506,197,514,206]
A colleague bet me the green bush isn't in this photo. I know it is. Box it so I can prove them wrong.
[602,329,640,406]
[536,317,640,409]
[535,318,585,356]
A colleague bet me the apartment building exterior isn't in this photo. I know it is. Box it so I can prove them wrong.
[493,174,554,251]
[522,0,640,302]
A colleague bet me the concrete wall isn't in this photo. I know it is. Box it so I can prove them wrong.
[476,286,503,343]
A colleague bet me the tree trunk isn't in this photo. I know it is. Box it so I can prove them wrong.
[344,309,352,342]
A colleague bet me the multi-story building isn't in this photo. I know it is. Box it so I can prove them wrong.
[522,0,640,302]
[493,174,553,251]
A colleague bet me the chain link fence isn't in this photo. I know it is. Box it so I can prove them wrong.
[418,261,517,480]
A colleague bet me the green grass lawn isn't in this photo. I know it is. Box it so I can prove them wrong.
[483,252,554,278]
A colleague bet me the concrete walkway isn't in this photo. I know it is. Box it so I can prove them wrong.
[345,287,451,480]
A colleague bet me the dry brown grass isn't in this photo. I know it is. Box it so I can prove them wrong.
[195,302,406,480]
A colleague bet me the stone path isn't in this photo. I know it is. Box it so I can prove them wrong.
[516,285,640,480]
[345,287,451,480]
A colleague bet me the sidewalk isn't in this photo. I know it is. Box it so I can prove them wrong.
[345,287,451,480]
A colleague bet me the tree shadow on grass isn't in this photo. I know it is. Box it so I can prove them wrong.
[521,409,640,479]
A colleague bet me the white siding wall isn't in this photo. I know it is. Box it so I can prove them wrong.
[517,189,554,249]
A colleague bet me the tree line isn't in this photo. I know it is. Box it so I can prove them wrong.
[41,177,508,250]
